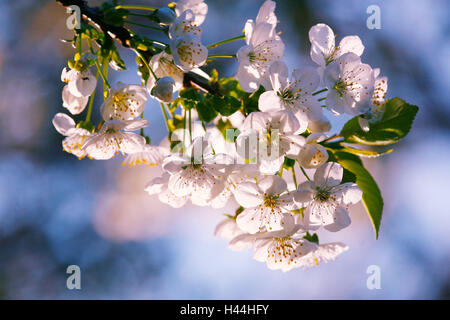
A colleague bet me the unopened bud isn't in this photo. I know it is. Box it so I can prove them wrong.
[154,7,176,25]
[150,76,176,102]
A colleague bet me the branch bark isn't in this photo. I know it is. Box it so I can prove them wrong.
[57,0,132,47]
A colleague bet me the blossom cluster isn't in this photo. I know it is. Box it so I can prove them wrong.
[52,0,415,272]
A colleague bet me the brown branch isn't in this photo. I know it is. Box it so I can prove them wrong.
[57,0,132,47]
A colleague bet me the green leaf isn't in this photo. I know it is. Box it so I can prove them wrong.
[196,100,218,123]
[340,98,418,145]
[110,47,126,70]
[283,157,296,169]
[211,95,241,116]
[303,232,319,244]
[242,86,264,115]
[340,146,393,158]
[332,151,383,239]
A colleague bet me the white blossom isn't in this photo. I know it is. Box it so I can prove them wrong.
[236,110,306,174]
[294,162,362,232]
[150,76,176,103]
[82,119,148,160]
[214,216,245,240]
[244,0,278,39]
[52,113,92,159]
[210,163,261,209]
[122,144,169,167]
[230,215,317,271]
[309,23,364,69]
[62,85,89,115]
[233,175,299,234]
[236,14,284,92]
[145,172,188,208]
[175,0,208,26]
[296,133,329,169]
[171,34,208,72]
[297,242,349,269]
[162,137,232,206]
[169,9,202,39]
[324,52,375,116]
[100,83,148,121]
[61,66,97,98]
[146,52,184,92]
[358,68,388,131]
[259,60,323,124]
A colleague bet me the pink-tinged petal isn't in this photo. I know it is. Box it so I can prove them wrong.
[270,110,300,134]
[52,113,75,136]
[259,156,284,175]
[258,175,287,195]
[258,91,283,112]
[249,22,274,46]
[255,0,277,29]
[236,206,264,234]
[229,232,257,251]
[325,89,346,115]
[337,35,364,57]
[299,144,329,169]
[309,23,335,66]
[252,238,273,262]
[283,135,306,159]
[62,85,88,115]
[168,170,193,197]
[144,174,168,195]
[324,206,351,232]
[235,64,260,92]
[241,111,270,131]
[292,68,320,95]
[314,161,343,187]
[292,189,314,206]
[332,182,362,205]
[234,182,263,208]
[214,218,244,240]
[268,60,289,92]
[117,132,146,155]
[123,119,149,131]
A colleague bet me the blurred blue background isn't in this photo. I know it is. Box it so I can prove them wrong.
[0,0,449,299]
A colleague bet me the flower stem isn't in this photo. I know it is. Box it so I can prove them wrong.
[291,167,298,187]
[312,88,328,96]
[93,59,111,90]
[207,34,245,49]
[278,166,284,177]
[299,164,311,181]
[85,70,99,122]
[318,97,326,102]
[140,112,145,137]
[188,108,192,142]
[160,103,171,132]
[124,20,165,32]
[115,5,157,11]
[207,54,236,59]
[77,34,82,55]
[125,12,150,18]
[135,50,158,82]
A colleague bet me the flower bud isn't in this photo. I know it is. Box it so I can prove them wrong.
[150,76,176,103]
[154,7,176,25]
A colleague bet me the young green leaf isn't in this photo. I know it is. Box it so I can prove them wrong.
[332,151,384,239]
[340,98,418,145]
